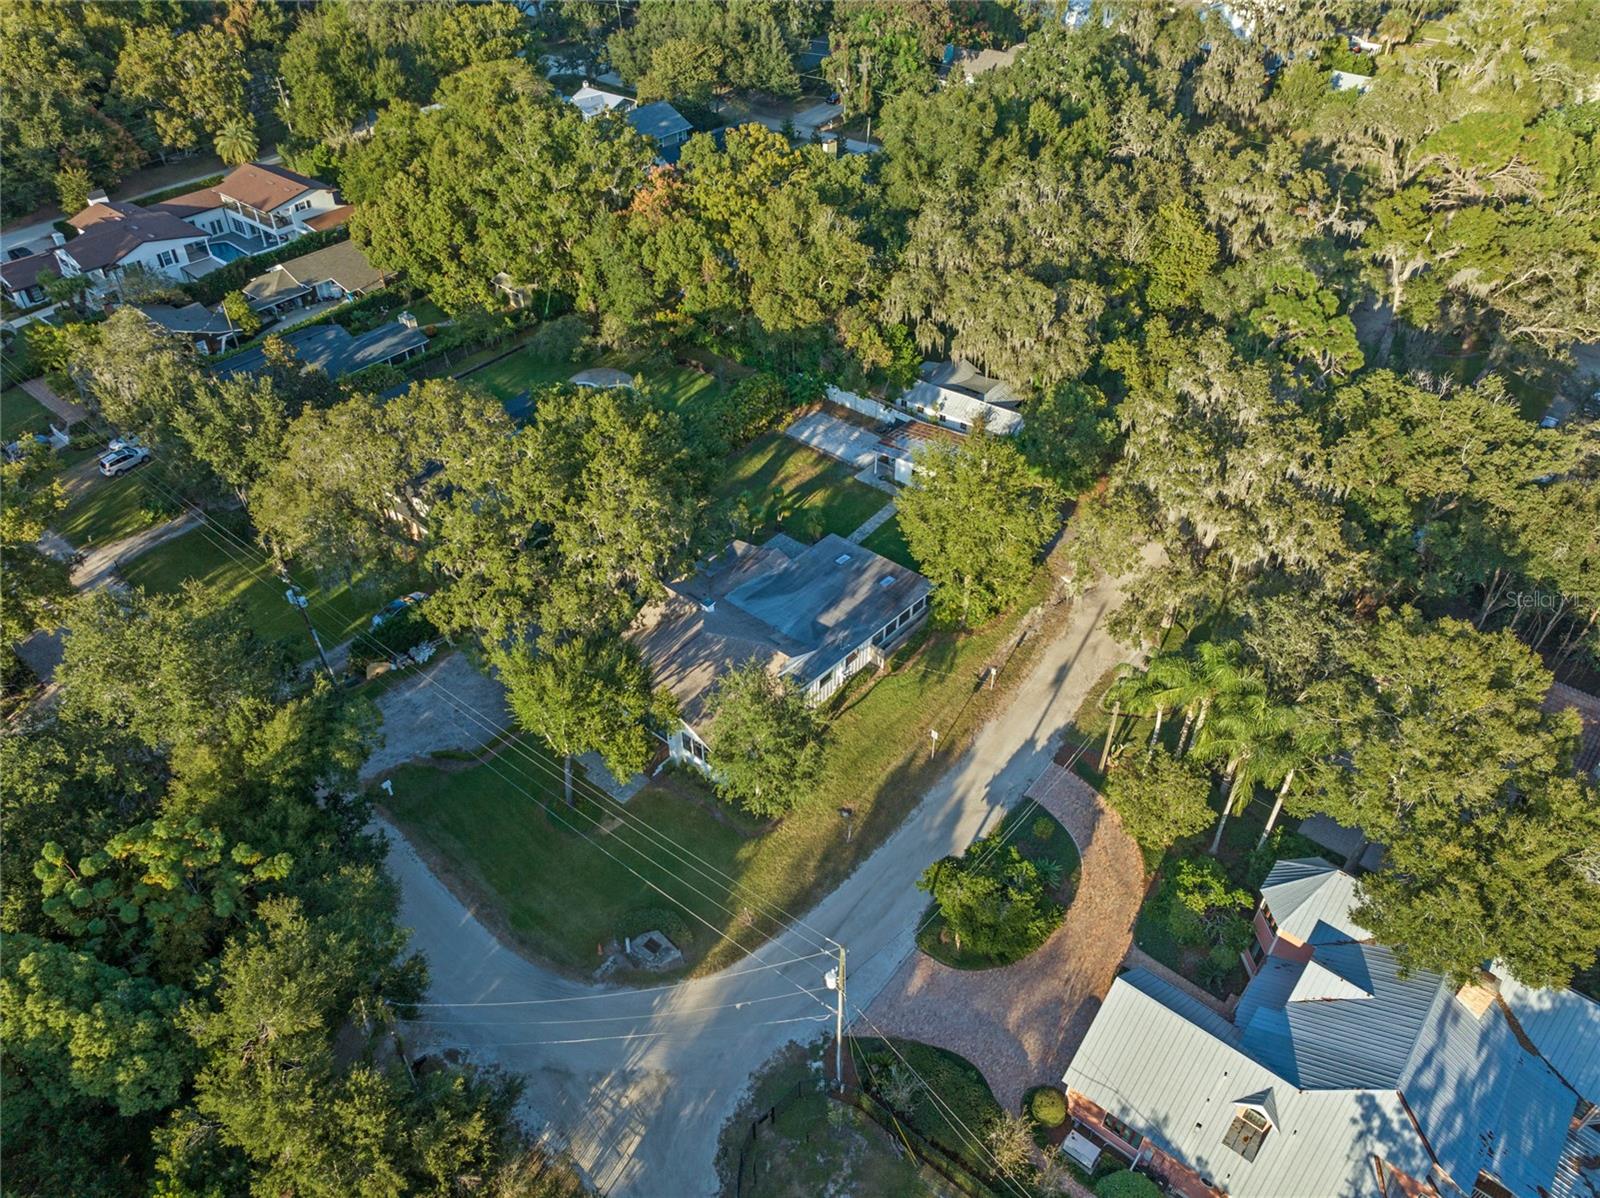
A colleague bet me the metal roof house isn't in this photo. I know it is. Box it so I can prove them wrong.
[137,302,243,355]
[628,534,930,772]
[897,359,1024,435]
[625,101,693,162]
[1062,859,1600,1198]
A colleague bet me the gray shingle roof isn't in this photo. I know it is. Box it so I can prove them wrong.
[138,302,235,336]
[213,320,426,381]
[61,211,206,271]
[629,534,929,728]
[242,240,391,306]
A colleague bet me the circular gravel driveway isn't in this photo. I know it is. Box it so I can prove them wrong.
[861,764,1145,1113]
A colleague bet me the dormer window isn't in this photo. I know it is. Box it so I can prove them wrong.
[1222,1107,1272,1161]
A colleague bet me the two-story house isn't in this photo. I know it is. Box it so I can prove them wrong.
[629,534,931,772]
[897,359,1025,435]
[156,163,342,255]
[1061,857,1600,1198]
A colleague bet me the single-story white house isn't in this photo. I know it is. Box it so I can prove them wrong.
[629,534,931,772]
[896,359,1024,435]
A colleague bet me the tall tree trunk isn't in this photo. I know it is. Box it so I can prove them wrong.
[1183,698,1211,757]
[1147,707,1165,761]
[1209,760,1241,854]
[1256,769,1296,849]
[563,754,574,807]
[1100,702,1121,771]
[1176,705,1197,755]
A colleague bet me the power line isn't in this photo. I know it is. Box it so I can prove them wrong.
[405,949,833,1008]
[406,985,828,1027]
[455,1012,832,1050]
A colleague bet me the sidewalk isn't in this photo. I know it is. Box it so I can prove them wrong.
[847,500,897,544]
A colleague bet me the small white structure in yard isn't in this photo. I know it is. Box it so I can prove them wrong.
[628,533,931,773]
[568,84,635,119]
[569,367,636,390]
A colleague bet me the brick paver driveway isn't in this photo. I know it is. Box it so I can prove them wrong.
[862,764,1144,1113]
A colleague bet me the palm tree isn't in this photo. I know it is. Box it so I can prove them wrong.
[214,119,258,167]
[1176,641,1253,757]
[1191,677,1285,854]
[1106,654,1193,765]
[1254,716,1335,848]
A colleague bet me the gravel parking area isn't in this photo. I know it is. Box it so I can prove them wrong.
[360,650,512,782]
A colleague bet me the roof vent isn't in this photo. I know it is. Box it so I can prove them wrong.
[834,553,852,565]
[698,599,715,613]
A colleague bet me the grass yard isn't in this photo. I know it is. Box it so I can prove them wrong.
[859,514,919,570]
[377,553,1070,979]
[711,432,888,546]
[717,1041,940,1198]
[461,342,729,420]
[1,386,52,442]
[915,799,1080,970]
[119,524,407,649]
[55,470,171,547]
[382,745,764,975]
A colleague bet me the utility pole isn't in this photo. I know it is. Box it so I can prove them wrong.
[827,942,847,1088]
[284,583,336,683]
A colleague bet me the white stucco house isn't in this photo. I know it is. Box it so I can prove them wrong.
[896,359,1025,435]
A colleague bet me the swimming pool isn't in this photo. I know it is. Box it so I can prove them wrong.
[206,240,245,263]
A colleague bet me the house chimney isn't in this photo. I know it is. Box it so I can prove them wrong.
[820,134,840,157]
[50,232,66,247]
[86,189,108,206]
[397,310,418,330]
[1454,970,1500,1020]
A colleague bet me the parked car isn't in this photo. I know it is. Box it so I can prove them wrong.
[370,591,429,629]
[106,434,143,454]
[98,446,150,477]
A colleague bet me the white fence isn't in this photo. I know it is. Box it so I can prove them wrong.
[825,384,907,426]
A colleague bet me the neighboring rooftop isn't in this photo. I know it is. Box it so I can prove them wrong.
[138,302,237,337]
[242,239,392,309]
[1258,856,1370,945]
[0,250,55,293]
[569,84,634,119]
[1065,860,1600,1198]
[59,211,206,270]
[67,198,144,230]
[214,163,328,212]
[630,534,930,727]
[878,419,964,456]
[214,320,426,381]
[569,366,635,389]
[626,100,692,144]
[1544,681,1600,776]
[304,204,354,232]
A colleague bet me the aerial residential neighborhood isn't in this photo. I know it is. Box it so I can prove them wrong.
[2,3,1597,1198]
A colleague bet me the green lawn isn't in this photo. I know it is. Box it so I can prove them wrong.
[55,471,170,547]
[377,557,1067,979]
[382,747,763,975]
[711,432,888,546]
[463,343,729,420]
[119,524,406,649]
[859,514,919,570]
[1,386,51,442]
[915,799,1080,970]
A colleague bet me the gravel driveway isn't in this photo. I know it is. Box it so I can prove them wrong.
[861,765,1145,1113]
[360,650,512,782]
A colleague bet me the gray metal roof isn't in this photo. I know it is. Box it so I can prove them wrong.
[1496,967,1600,1103]
[626,101,691,142]
[1064,864,1598,1198]
[1259,856,1370,944]
[138,302,234,336]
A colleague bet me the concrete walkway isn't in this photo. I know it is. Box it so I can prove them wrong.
[862,765,1145,1113]
[20,378,87,427]
[847,500,897,544]
[70,512,200,591]
[382,550,1153,1197]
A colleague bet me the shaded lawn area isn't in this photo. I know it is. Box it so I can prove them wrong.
[851,1037,1005,1180]
[711,432,887,545]
[374,558,1069,980]
[461,343,728,423]
[382,742,764,975]
[1,386,52,442]
[859,513,919,570]
[716,1041,936,1198]
[55,470,168,548]
[915,798,1080,970]
[119,524,406,649]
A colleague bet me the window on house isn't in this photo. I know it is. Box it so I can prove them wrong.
[1222,1108,1271,1161]
[911,597,927,616]
[1248,937,1266,965]
[292,198,313,212]
[155,249,176,268]
[1261,904,1279,933]
[1471,1174,1515,1198]
[685,735,707,763]
[1102,1112,1142,1149]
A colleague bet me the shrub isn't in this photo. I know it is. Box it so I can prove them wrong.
[1029,1087,1067,1128]
[524,312,589,366]
[1031,815,1056,842]
[918,833,1064,963]
[1095,1171,1161,1198]
[1149,857,1253,953]
[618,905,692,947]
[348,605,437,672]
